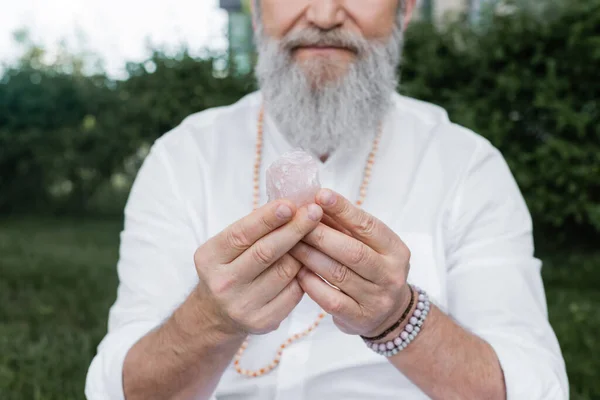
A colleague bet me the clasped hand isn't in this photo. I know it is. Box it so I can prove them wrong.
[193,189,411,338]
[291,189,412,338]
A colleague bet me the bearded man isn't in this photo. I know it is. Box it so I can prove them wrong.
[85,1,568,399]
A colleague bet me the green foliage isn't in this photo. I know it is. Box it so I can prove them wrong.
[0,217,598,399]
[0,67,125,214]
[401,0,600,241]
[0,52,253,215]
[0,0,598,243]
[119,51,255,146]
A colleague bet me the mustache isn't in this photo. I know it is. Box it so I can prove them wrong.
[280,27,368,54]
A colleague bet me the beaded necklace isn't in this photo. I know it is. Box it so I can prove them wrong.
[234,106,382,377]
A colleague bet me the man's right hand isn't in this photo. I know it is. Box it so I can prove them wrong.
[192,200,324,336]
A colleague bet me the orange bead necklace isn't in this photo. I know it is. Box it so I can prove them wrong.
[234,106,382,378]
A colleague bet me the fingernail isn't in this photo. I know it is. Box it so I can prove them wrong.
[318,189,335,206]
[297,268,307,278]
[275,204,293,220]
[307,204,322,221]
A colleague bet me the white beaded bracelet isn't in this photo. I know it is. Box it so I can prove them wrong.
[363,286,430,357]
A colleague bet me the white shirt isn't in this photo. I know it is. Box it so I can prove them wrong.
[85,92,568,400]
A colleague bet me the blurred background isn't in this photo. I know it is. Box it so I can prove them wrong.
[0,0,598,399]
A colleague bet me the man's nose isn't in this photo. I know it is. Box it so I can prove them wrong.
[305,0,346,30]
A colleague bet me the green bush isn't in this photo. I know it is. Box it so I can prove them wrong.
[0,53,253,215]
[0,67,127,214]
[401,0,600,241]
[0,0,598,244]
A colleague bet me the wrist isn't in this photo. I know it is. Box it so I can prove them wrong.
[375,287,418,344]
[361,284,414,341]
[169,285,246,352]
[364,286,431,357]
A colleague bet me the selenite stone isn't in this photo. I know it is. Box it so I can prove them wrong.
[266,149,321,207]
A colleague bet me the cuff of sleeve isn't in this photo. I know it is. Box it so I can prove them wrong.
[482,333,568,400]
[86,322,158,400]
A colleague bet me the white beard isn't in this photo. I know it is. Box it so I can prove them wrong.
[255,24,404,157]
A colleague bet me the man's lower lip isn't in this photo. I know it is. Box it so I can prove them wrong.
[296,47,350,52]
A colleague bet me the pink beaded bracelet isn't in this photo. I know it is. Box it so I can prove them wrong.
[363,286,430,357]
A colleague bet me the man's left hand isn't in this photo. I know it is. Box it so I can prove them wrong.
[290,189,412,338]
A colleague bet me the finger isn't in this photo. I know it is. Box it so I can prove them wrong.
[289,242,375,302]
[210,200,297,263]
[316,189,401,255]
[296,267,360,319]
[250,254,303,304]
[320,214,352,236]
[256,278,305,331]
[231,204,323,281]
[302,223,383,283]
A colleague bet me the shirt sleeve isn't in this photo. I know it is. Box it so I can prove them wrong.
[444,138,569,400]
[85,140,211,399]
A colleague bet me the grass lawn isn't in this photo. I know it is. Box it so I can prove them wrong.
[0,217,598,399]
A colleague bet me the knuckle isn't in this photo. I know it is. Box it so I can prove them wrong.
[250,313,279,334]
[251,242,275,266]
[193,247,209,270]
[259,212,278,232]
[393,241,411,262]
[348,242,368,266]
[261,318,281,333]
[227,306,247,325]
[338,199,353,219]
[387,232,403,252]
[265,320,281,333]
[297,243,312,259]
[326,297,344,315]
[391,273,406,289]
[226,227,251,252]
[290,219,306,237]
[330,260,348,285]
[289,279,304,298]
[275,257,297,281]
[354,213,377,237]
[379,296,394,312]
[332,317,354,334]
[313,226,326,247]
[395,239,410,256]
[403,246,412,263]
[209,275,236,296]
[387,271,402,288]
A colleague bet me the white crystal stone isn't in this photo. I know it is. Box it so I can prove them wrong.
[266,149,321,207]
